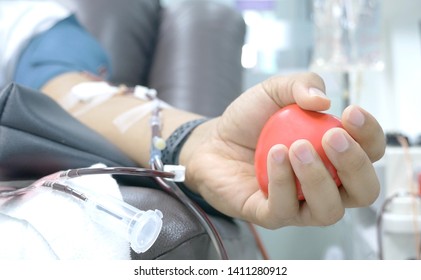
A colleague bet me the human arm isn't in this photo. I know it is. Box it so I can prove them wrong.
[41,71,386,229]
[41,72,202,167]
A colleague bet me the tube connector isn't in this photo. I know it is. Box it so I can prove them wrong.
[163,165,186,182]
[66,181,163,253]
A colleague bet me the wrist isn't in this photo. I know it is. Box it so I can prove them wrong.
[174,118,216,192]
[161,118,208,165]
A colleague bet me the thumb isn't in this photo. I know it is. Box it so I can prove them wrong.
[229,73,332,134]
[260,72,331,112]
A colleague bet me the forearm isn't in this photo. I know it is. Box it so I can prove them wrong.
[41,73,204,169]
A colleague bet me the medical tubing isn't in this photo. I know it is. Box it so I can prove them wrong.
[49,181,163,254]
[149,101,167,160]
[150,102,162,139]
[83,194,163,254]
[151,156,228,260]
[61,167,174,180]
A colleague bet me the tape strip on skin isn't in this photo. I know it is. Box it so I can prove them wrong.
[113,99,171,134]
[69,81,171,133]
[59,93,80,111]
[71,81,119,101]
[133,85,157,100]
[56,81,116,111]
[70,81,120,116]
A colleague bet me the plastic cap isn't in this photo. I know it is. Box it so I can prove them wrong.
[153,137,166,150]
[130,209,163,253]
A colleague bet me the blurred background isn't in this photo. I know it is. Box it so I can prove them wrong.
[162,0,421,260]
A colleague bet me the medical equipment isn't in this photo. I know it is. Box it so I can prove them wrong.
[375,136,421,260]
[376,190,421,259]
[311,0,384,109]
[0,167,173,254]
[64,180,164,254]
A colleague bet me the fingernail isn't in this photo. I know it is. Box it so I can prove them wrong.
[328,130,350,153]
[309,87,328,99]
[348,106,365,127]
[271,145,286,164]
[292,141,314,164]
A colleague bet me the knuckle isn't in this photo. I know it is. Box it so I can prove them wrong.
[344,151,368,174]
[301,165,330,187]
[356,181,380,207]
[306,72,326,88]
[316,207,345,226]
[307,71,322,81]
[371,142,386,162]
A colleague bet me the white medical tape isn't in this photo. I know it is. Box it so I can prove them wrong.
[112,99,171,133]
[70,81,120,117]
[71,81,119,102]
[59,93,80,111]
[72,92,118,117]
[133,85,157,100]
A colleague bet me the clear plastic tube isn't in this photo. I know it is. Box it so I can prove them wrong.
[67,182,163,254]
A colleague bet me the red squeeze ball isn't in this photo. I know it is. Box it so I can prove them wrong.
[255,104,343,200]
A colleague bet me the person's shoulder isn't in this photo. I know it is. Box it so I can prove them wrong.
[0,1,71,89]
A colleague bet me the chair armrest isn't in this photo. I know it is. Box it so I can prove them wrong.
[149,1,246,117]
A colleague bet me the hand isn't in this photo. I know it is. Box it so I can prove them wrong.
[181,72,385,229]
